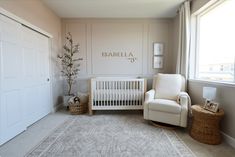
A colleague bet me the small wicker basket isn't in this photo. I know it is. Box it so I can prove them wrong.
[69,102,87,115]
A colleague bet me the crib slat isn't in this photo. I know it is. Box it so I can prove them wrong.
[126,81,128,106]
[123,81,125,106]
[134,81,136,105]
[104,81,106,106]
[125,81,127,106]
[97,81,98,106]
[100,81,102,106]
[135,81,137,106]
[141,81,143,104]
[120,81,122,106]
[127,81,129,106]
[118,81,120,106]
[117,81,119,106]
[109,81,111,106]
[93,81,95,106]
[137,81,139,106]
[130,81,132,106]
[112,81,114,106]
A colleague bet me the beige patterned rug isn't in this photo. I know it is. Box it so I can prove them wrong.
[26,114,195,157]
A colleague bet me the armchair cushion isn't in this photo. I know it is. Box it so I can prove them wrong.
[148,99,181,114]
[153,74,183,100]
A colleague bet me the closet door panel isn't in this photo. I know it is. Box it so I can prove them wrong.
[4,91,22,127]
[21,28,36,127]
[0,15,51,145]
[35,33,50,84]
[0,15,25,145]
[1,15,22,91]
[35,33,51,116]
[22,27,36,86]
[21,27,51,127]
[1,42,22,90]
[22,87,37,127]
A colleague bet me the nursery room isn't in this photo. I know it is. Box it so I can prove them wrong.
[0,0,235,156]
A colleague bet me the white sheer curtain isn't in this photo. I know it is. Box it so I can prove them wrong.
[176,1,191,80]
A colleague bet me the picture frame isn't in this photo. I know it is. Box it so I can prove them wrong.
[153,56,163,69]
[204,100,219,113]
[153,43,164,55]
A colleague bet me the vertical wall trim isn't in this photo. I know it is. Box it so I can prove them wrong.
[147,24,151,74]
[141,24,144,75]
[86,23,92,76]
[90,24,93,75]
[85,24,88,74]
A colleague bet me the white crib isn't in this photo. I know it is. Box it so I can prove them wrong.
[89,77,146,114]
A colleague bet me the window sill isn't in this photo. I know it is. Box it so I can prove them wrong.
[188,79,235,88]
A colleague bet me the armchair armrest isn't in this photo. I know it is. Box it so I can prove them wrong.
[180,95,188,109]
[177,92,192,127]
[177,92,190,106]
[144,89,155,103]
[144,89,155,120]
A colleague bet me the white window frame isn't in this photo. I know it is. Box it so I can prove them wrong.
[190,0,235,85]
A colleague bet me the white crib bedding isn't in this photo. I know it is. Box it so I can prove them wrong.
[93,89,143,101]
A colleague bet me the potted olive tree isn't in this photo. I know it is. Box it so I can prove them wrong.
[58,32,82,106]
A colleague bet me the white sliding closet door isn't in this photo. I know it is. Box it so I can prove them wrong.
[0,15,51,145]
[21,26,51,127]
[0,15,25,145]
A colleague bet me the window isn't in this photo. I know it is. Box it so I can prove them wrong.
[194,0,235,83]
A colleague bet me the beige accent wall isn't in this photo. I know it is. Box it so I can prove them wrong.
[188,0,235,139]
[62,18,175,93]
[0,0,63,109]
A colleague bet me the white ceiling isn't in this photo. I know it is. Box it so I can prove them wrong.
[42,0,184,18]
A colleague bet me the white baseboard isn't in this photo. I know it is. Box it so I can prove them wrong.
[221,132,235,149]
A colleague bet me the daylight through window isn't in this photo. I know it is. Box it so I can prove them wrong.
[195,0,235,82]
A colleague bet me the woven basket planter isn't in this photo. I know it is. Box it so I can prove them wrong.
[69,102,88,115]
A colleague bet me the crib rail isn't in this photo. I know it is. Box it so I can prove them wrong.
[89,77,146,113]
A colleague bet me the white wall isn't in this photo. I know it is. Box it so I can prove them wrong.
[0,0,63,110]
[62,18,175,93]
[188,0,235,141]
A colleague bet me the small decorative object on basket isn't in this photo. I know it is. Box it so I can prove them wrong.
[203,87,219,112]
[204,100,219,113]
[68,96,87,115]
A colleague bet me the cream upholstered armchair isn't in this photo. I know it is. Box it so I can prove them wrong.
[144,73,190,127]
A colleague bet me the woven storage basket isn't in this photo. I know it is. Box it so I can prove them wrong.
[190,105,224,145]
[69,102,88,115]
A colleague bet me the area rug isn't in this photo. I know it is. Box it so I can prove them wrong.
[26,114,195,157]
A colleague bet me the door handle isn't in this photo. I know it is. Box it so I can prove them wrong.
[47,78,50,82]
